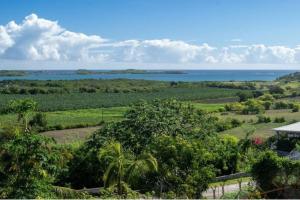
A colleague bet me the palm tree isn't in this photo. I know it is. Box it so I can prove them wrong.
[99,142,157,195]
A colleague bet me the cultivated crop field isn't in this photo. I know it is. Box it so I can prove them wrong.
[0,107,126,129]
[0,87,242,111]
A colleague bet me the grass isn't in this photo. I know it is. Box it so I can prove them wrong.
[220,109,300,139]
[0,107,127,128]
[190,102,225,112]
[0,102,225,129]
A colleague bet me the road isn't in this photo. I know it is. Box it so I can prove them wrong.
[203,181,252,199]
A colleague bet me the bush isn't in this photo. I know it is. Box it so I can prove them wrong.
[257,115,271,123]
[273,117,285,123]
[262,101,272,110]
[242,99,265,114]
[29,112,47,129]
[269,85,285,94]
[274,101,289,109]
[54,124,64,130]
[292,104,300,112]
[231,118,242,128]
[216,120,232,132]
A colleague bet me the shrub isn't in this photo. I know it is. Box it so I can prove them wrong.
[54,124,64,130]
[29,112,47,129]
[231,118,242,128]
[292,104,300,112]
[292,91,298,97]
[257,115,271,123]
[269,85,285,94]
[273,117,285,123]
[262,101,272,110]
[242,99,265,114]
[274,101,289,109]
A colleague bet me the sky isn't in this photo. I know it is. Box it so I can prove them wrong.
[1,0,300,69]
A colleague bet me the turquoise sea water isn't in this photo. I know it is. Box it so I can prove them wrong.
[0,70,297,81]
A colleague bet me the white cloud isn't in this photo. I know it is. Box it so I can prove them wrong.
[0,14,300,68]
[0,14,104,61]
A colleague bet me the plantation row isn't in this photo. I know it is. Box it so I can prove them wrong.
[0,87,244,112]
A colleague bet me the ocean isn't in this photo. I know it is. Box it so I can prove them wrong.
[0,70,297,81]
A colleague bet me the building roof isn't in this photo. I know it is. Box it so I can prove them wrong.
[273,122,300,133]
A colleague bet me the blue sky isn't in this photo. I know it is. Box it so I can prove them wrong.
[0,0,300,69]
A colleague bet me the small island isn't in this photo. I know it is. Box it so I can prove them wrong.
[0,70,27,77]
[76,69,186,75]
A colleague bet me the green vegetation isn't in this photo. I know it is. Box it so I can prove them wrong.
[0,87,242,111]
[0,70,27,76]
[0,107,126,130]
[1,72,300,198]
[251,151,300,198]
[277,71,300,82]
[76,69,186,74]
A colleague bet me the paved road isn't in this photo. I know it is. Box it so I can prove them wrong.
[203,181,251,199]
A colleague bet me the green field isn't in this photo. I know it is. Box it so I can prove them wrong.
[0,107,126,129]
[0,87,243,112]
[220,109,300,139]
[189,102,225,112]
[0,102,226,129]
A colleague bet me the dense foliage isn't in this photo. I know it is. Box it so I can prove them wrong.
[251,151,300,198]
[0,133,61,198]
[65,99,245,198]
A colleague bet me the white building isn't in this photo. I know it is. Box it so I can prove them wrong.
[273,122,300,139]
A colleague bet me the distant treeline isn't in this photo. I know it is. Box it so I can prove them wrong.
[277,71,300,82]
[0,70,27,77]
[0,79,258,95]
[76,69,186,75]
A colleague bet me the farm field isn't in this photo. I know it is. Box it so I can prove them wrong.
[0,102,225,129]
[0,107,126,129]
[220,109,300,139]
[0,87,244,111]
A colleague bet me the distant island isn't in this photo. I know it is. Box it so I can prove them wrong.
[0,70,27,77]
[277,71,300,82]
[76,69,186,75]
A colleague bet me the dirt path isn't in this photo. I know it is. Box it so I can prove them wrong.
[42,126,101,143]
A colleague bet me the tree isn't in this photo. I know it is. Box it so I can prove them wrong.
[237,91,253,102]
[96,99,218,153]
[98,141,157,196]
[8,99,37,132]
[242,99,265,114]
[146,134,216,198]
[250,151,300,198]
[0,133,61,198]
[269,85,285,94]
[67,99,219,191]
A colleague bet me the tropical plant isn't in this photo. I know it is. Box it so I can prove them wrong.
[8,99,37,132]
[0,132,61,198]
[98,141,157,196]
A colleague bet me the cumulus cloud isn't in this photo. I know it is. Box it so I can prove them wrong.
[0,14,104,61]
[0,14,300,67]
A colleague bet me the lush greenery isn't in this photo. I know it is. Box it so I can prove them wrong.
[1,72,300,198]
[0,87,243,112]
